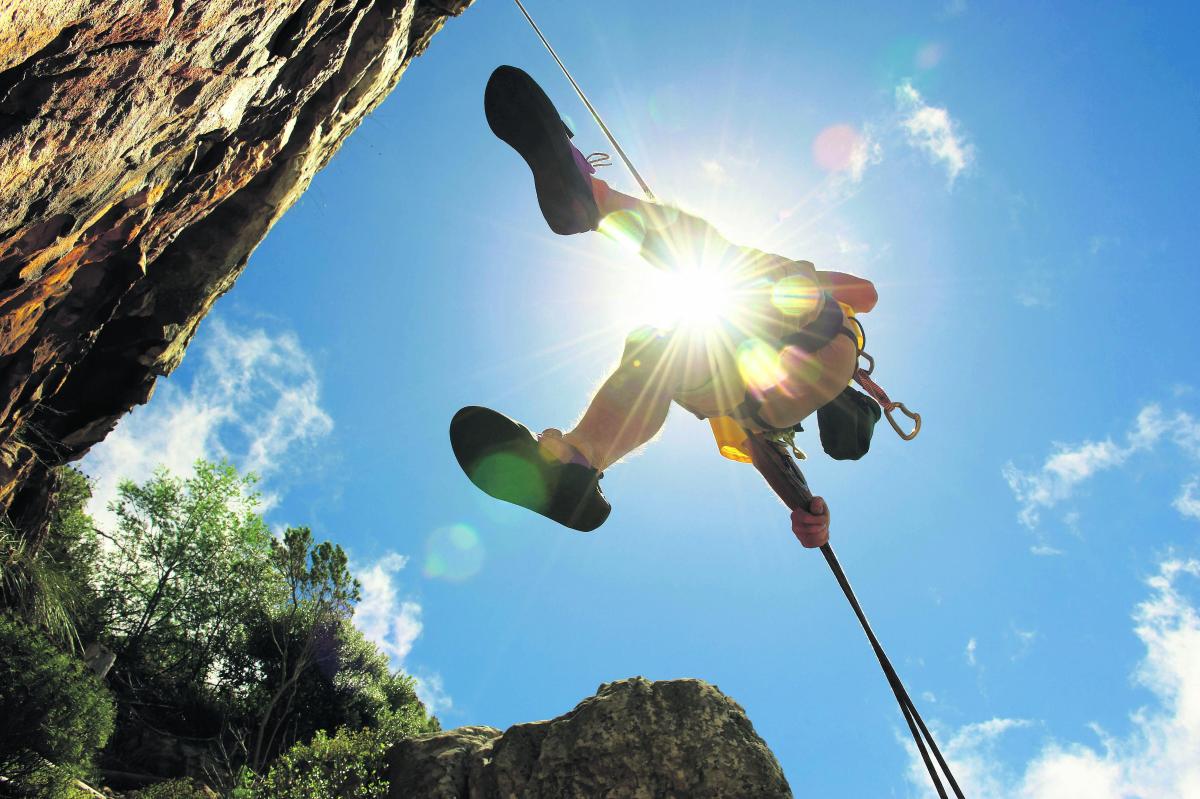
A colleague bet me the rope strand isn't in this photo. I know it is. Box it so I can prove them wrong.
[509,6,949,793]
[511,0,656,200]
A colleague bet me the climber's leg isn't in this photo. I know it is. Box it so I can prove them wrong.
[540,327,687,472]
[590,179,744,274]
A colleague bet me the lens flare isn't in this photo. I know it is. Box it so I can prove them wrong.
[812,124,864,173]
[423,523,485,581]
[771,274,821,316]
[598,210,647,255]
[916,42,944,70]
[737,337,786,392]
[470,454,546,512]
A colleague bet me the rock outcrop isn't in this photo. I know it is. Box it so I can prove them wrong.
[0,0,472,539]
[388,678,793,799]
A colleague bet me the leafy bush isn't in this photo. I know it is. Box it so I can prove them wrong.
[0,468,99,648]
[246,708,437,799]
[0,612,114,795]
[127,777,215,798]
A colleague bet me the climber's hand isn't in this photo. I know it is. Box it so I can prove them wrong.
[791,496,830,548]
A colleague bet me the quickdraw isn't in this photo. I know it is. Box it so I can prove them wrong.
[848,318,921,441]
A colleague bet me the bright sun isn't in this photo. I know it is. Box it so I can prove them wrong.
[624,264,739,331]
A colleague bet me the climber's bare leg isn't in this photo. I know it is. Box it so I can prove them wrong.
[540,328,687,472]
[589,179,745,273]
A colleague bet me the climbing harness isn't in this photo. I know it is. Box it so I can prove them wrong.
[510,3,956,796]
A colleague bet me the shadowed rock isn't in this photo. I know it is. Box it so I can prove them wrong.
[388,677,793,798]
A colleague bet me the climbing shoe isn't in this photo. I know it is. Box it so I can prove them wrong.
[485,65,600,235]
[450,406,611,532]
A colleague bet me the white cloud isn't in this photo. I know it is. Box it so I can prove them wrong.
[966,637,978,667]
[906,718,1034,799]
[1012,627,1037,661]
[1175,480,1200,521]
[848,129,883,183]
[80,319,333,531]
[355,552,422,664]
[1003,405,1168,528]
[896,81,974,183]
[353,551,454,715]
[835,233,871,256]
[413,671,454,716]
[906,560,1200,798]
[700,159,729,185]
[1174,412,1200,459]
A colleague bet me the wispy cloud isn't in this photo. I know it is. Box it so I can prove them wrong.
[965,637,978,667]
[1003,405,1168,528]
[355,553,423,665]
[896,81,974,183]
[80,319,333,531]
[412,671,454,716]
[1010,627,1037,661]
[943,0,968,17]
[848,128,882,183]
[1004,404,1200,530]
[1175,479,1200,521]
[906,718,1034,799]
[352,551,453,715]
[905,560,1200,798]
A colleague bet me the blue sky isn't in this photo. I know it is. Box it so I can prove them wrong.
[81,2,1200,796]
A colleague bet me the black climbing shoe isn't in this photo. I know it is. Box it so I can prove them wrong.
[485,65,601,235]
[450,406,611,532]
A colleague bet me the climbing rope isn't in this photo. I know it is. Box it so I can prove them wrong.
[746,435,964,799]
[510,4,955,795]
[512,0,656,200]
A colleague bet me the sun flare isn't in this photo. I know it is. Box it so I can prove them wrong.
[638,265,739,330]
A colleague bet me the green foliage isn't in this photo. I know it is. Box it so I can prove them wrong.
[0,468,98,647]
[246,705,436,799]
[0,459,437,795]
[0,612,114,794]
[242,526,365,769]
[126,777,215,798]
[96,461,275,697]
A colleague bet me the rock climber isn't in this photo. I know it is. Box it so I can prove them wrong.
[451,66,880,544]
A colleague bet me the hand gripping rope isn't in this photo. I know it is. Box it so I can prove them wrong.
[511,3,959,796]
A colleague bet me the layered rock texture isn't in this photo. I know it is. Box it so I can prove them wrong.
[0,0,471,539]
[388,677,793,799]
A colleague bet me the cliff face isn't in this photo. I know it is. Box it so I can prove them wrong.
[388,678,794,799]
[0,0,472,538]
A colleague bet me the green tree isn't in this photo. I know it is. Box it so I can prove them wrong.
[95,461,274,702]
[245,526,361,770]
[1,459,437,793]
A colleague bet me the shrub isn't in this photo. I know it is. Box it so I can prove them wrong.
[127,777,216,798]
[0,612,114,795]
[246,710,434,799]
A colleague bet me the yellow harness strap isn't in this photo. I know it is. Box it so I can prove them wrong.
[708,302,862,464]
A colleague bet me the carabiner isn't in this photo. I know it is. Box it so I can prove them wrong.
[885,403,921,441]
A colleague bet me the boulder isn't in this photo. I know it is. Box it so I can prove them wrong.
[388,677,792,799]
